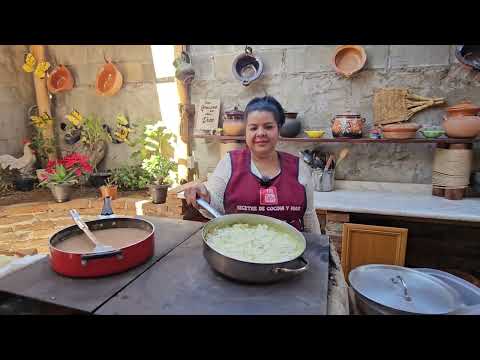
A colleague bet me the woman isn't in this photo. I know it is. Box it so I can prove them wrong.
[185,96,320,233]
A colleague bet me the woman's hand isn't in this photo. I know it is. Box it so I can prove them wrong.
[184,183,211,210]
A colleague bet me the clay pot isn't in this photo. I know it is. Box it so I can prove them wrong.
[382,131,417,139]
[96,60,123,96]
[99,185,118,200]
[455,46,480,71]
[332,45,367,77]
[442,116,480,138]
[280,112,302,138]
[173,51,195,84]
[445,101,480,119]
[382,123,422,132]
[222,106,245,136]
[331,112,366,138]
[47,65,74,94]
[232,47,263,86]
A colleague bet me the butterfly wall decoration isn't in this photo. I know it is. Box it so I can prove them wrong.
[30,112,53,129]
[22,52,51,79]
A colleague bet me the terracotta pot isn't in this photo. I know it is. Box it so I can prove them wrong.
[382,131,417,139]
[332,45,367,77]
[445,101,480,119]
[47,65,74,94]
[382,123,422,132]
[99,185,118,200]
[222,106,245,136]
[331,112,366,138]
[442,116,480,138]
[280,112,302,138]
[96,61,123,96]
[232,47,263,86]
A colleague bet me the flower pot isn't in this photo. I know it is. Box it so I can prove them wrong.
[99,185,118,200]
[280,112,302,138]
[14,177,35,191]
[49,184,73,203]
[89,172,112,187]
[150,184,169,204]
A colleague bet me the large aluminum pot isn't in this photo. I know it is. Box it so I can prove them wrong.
[197,199,309,284]
[349,264,480,315]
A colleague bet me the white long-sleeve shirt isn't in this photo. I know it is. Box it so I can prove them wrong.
[203,152,321,234]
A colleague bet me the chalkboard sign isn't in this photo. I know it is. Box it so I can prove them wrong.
[195,99,220,131]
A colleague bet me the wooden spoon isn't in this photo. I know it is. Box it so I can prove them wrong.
[334,148,349,168]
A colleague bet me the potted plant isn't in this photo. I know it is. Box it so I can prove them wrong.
[39,152,93,202]
[142,154,177,204]
[111,164,151,192]
[99,175,118,200]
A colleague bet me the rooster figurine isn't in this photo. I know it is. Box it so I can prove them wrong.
[0,140,37,176]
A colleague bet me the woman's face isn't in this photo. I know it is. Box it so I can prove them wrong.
[245,111,279,156]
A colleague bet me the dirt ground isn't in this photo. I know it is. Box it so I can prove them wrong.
[0,187,150,207]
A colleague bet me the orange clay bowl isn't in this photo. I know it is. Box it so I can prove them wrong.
[96,62,123,96]
[382,123,422,132]
[47,65,74,94]
[332,45,367,77]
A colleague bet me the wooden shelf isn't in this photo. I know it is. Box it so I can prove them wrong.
[193,134,479,144]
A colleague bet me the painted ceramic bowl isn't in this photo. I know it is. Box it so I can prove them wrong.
[305,130,325,138]
[419,128,446,139]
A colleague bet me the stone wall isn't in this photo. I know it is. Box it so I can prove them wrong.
[46,45,161,170]
[189,45,480,184]
[0,45,36,156]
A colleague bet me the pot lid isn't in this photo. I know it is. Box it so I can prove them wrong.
[225,106,244,116]
[335,111,361,117]
[349,264,463,314]
[447,100,480,112]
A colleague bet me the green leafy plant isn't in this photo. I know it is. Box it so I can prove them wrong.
[30,127,56,168]
[111,165,152,191]
[78,115,112,152]
[142,154,178,186]
[130,121,176,161]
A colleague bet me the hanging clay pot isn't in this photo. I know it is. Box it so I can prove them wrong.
[280,112,302,138]
[95,57,123,97]
[232,46,263,86]
[173,51,195,84]
[332,45,367,78]
[47,65,74,94]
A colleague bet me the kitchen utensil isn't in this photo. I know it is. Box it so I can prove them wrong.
[47,64,74,94]
[332,45,367,78]
[419,128,446,139]
[313,168,335,192]
[382,123,422,132]
[301,150,313,165]
[331,112,366,138]
[455,45,480,71]
[445,100,480,119]
[69,209,115,254]
[196,198,309,284]
[442,115,480,138]
[232,46,263,86]
[280,112,302,138]
[49,197,155,278]
[304,130,325,138]
[335,148,349,168]
[222,106,245,136]
[373,88,445,125]
[324,154,335,171]
[95,57,123,97]
[349,264,477,315]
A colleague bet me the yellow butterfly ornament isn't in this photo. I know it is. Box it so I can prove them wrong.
[31,112,53,129]
[22,52,51,79]
[66,109,83,127]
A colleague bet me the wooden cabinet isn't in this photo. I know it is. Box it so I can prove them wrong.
[341,223,408,283]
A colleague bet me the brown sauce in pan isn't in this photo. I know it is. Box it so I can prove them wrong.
[54,228,151,253]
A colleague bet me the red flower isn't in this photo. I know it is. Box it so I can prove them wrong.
[75,169,82,176]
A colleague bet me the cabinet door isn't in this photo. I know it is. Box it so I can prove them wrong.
[341,223,408,283]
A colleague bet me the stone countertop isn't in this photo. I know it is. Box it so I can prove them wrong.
[315,190,480,223]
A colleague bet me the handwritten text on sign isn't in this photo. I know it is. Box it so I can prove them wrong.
[196,99,220,131]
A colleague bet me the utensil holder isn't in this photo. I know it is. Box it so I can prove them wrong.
[313,168,335,192]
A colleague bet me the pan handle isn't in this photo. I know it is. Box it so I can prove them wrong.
[80,249,123,266]
[196,198,222,218]
[273,256,309,275]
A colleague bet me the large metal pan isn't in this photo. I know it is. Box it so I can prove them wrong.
[197,199,309,284]
[48,197,155,278]
[349,264,480,315]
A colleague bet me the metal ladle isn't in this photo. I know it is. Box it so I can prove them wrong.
[69,209,116,253]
